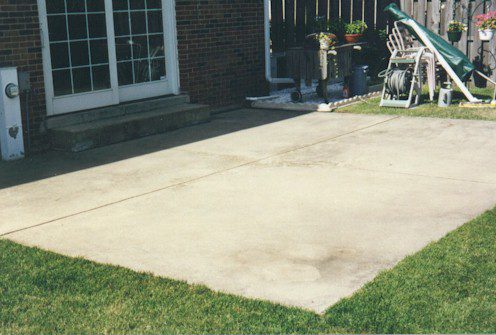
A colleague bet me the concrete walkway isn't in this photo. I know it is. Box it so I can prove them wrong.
[2,109,496,313]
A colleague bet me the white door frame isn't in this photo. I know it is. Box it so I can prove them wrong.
[38,0,180,116]
[164,0,180,96]
[118,0,180,102]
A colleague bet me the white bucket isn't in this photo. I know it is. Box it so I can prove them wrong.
[438,84,453,107]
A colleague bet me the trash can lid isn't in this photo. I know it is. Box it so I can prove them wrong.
[353,64,369,71]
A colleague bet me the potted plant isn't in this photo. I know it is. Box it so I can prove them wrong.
[475,11,496,41]
[447,20,467,42]
[344,20,368,43]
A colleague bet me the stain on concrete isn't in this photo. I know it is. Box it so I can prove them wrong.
[234,245,365,285]
[235,248,322,283]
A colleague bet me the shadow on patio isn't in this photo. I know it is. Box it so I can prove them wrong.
[0,108,309,190]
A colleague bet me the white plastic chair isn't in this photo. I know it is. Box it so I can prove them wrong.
[387,21,437,101]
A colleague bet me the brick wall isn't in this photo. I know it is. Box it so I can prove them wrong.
[175,0,268,106]
[0,0,268,153]
[0,0,47,153]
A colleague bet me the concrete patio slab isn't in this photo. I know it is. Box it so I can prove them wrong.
[2,109,496,313]
[0,111,393,234]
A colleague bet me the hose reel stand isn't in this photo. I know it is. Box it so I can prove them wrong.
[380,48,425,108]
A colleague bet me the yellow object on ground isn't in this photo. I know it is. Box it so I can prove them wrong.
[459,100,496,108]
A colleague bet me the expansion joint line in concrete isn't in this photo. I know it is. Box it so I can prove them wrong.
[0,116,400,238]
[353,167,496,185]
[269,115,401,158]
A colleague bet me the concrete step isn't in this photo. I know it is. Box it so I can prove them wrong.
[50,102,210,152]
[46,94,191,129]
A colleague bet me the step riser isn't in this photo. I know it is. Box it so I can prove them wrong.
[50,105,210,152]
[46,95,191,129]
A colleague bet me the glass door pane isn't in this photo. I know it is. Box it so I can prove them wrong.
[46,0,111,96]
[113,0,166,86]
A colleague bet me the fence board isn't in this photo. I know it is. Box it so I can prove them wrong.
[365,0,376,28]
[373,0,380,28]
[457,0,469,56]
[376,0,388,30]
[427,0,441,34]
[285,0,295,47]
[439,0,453,36]
[307,0,317,27]
[271,0,284,51]
[453,0,464,55]
[295,0,306,43]
[329,0,339,20]
[353,0,363,20]
[341,0,352,22]
[425,1,433,31]
[415,0,426,26]
[402,0,413,15]
[318,0,328,18]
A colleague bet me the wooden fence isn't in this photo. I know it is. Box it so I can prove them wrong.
[400,0,496,74]
[270,0,398,51]
[270,0,496,78]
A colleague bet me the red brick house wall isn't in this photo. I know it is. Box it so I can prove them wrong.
[0,0,268,153]
[175,0,268,106]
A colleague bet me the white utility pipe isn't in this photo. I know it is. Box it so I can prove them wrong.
[263,0,294,84]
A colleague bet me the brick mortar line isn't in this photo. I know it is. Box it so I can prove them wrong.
[1,116,400,237]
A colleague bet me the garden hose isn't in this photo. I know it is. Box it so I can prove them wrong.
[379,68,414,98]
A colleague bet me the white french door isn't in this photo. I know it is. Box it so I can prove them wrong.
[38,0,179,116]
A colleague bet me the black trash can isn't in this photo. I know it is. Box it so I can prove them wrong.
[350,65,369,96]
[473,56,488,88]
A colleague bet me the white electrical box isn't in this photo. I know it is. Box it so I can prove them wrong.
[0,67,24,160]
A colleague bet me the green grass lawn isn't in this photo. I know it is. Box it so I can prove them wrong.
[340,86,496,121]
[2,207,496,334]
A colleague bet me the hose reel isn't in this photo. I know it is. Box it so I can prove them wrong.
[381,68,414,99]
[380,48,425,108]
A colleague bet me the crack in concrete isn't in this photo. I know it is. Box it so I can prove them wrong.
[349,166,496,185]
[0,115,416,238]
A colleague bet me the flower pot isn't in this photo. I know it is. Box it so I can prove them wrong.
[479,29,495,41]
[344,34,363,44]
[447,31,462,42]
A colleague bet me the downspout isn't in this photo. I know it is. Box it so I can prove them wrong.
[263,0,294,84]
